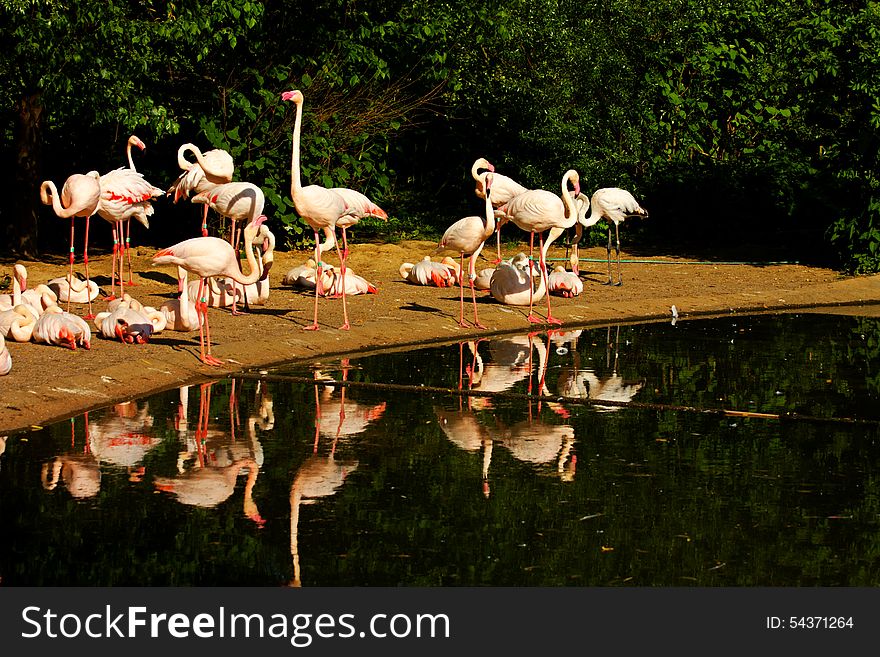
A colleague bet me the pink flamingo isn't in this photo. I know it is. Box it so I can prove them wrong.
[281,89,358,331]
[152,215,267,366]
[569,187,648,285]
[96,165,163,299]
[39,171,102,318]
[495,169,580,325]
[322,187,388,292]
[436,171,495,328]
[167,142,234,236]
[471,157,529,262]
[0,263,27,310]
[0,334,11,376]
[190,181,266,314]
[121,135,150,284]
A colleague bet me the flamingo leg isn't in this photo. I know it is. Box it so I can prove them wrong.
[67,218,75,313]
[304,231,321,330]
[82,215,94,320]
[109,225,119,301]
[526,233,542,324]
[200,204,209,238]
[604,225,613,285]
[468,253,486,329]
[494,224,503,264]
[335,229,350,330]
[196,277,224,366]
[539,232,562,326]
[614,222,623,286]
[125,219,137,285]
[458,253,467,328]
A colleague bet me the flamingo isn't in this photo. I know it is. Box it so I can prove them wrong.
[151,215,268,366]
[471,157,529,263]
[0,263,27,310]
[120,135,152,285]
[96,166,163,299]
[281,89,358,331]
[436,171,495,328]
[569,187,648,285]
[322,186,388,264]
[160,266,202,332]
[399,256,459,287]
[39,171,102,317]
[0,334,11,376]
[495,169,580,325]
[217,223,276,308]
[32,306,92,350]
[167,142,234,236]
[190,181,266,313]
[547,265,584,297]
[489,252,547,306]
[93,297,166,344]
[0,305,37,342]
[47,272,100,305]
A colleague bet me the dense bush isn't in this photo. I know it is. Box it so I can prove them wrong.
[1,0,878,272]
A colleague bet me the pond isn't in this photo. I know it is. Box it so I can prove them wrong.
[0,312,878,586]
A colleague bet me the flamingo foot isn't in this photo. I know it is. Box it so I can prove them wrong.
[546,315,563,326]
[473,321,488,329]
[303,324,319,331]
[339,322,350,331]
[126,280,138,287]
[83,313,96,321]
[526,314,544,324]
[202,354,226,367]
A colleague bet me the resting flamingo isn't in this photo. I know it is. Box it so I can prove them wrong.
[0,305,36,342]
[399,256,459,287]
[548,265,584,297]
[569,187,648,285]
[0,334,11,376]
[47,272,100,305]
[471,157,529,262]
[152,215,267,366]
[190,181,266,314]
[495,169,580,324]
[39,171,101,317]
[436,171,495,328]
[96,165,163,299]
[281,89,358,331]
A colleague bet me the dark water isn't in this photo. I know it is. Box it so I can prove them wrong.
[1,313,878,587]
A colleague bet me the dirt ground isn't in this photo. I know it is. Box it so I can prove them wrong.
[1,238,878,435]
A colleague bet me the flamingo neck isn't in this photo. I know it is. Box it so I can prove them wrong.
[127,144,136,172]
[228,224,265,286]
[290,99,304,201]
[561,172,578,221]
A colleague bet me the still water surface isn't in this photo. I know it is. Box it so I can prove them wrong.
[1,313,878,586]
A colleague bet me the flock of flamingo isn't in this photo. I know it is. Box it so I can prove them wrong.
[0,88,647,376]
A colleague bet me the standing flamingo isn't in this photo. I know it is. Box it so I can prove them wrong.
[569,187,648,285]
[436,171,495,328]
[121,135,151,284]
[471,157,529,262]
[39,171,102,317]
[495,169,580,325]
[281,89,358,330]
[190,181,266,314]
[96,166,163,299]
[166,142,234,236]
[322,187,388,287]
[152,215,267,366]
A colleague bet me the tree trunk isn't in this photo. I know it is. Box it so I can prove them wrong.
[10,93,43,258]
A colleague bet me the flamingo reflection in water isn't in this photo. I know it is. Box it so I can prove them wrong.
[41,401,164,497]
[287,359,385,587]
[154,382,266,527]
[555,325,644,412]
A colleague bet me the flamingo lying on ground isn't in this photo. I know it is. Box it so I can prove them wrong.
[399,256,459,287]
[160,266,202,332]
[489,252,547,306]
[0,334,11,375]
[548,265,584,297]
[0,264,27,310]
[47,273,100,305]
[0,305,37,342]
[152,215,267,366]
[33,306,91,350]
[93,297,166,344]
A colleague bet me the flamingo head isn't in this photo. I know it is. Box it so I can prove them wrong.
[281,90,303,104]
[57,326,78,350]
[114,319,153,345]
[129,135,146,151]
